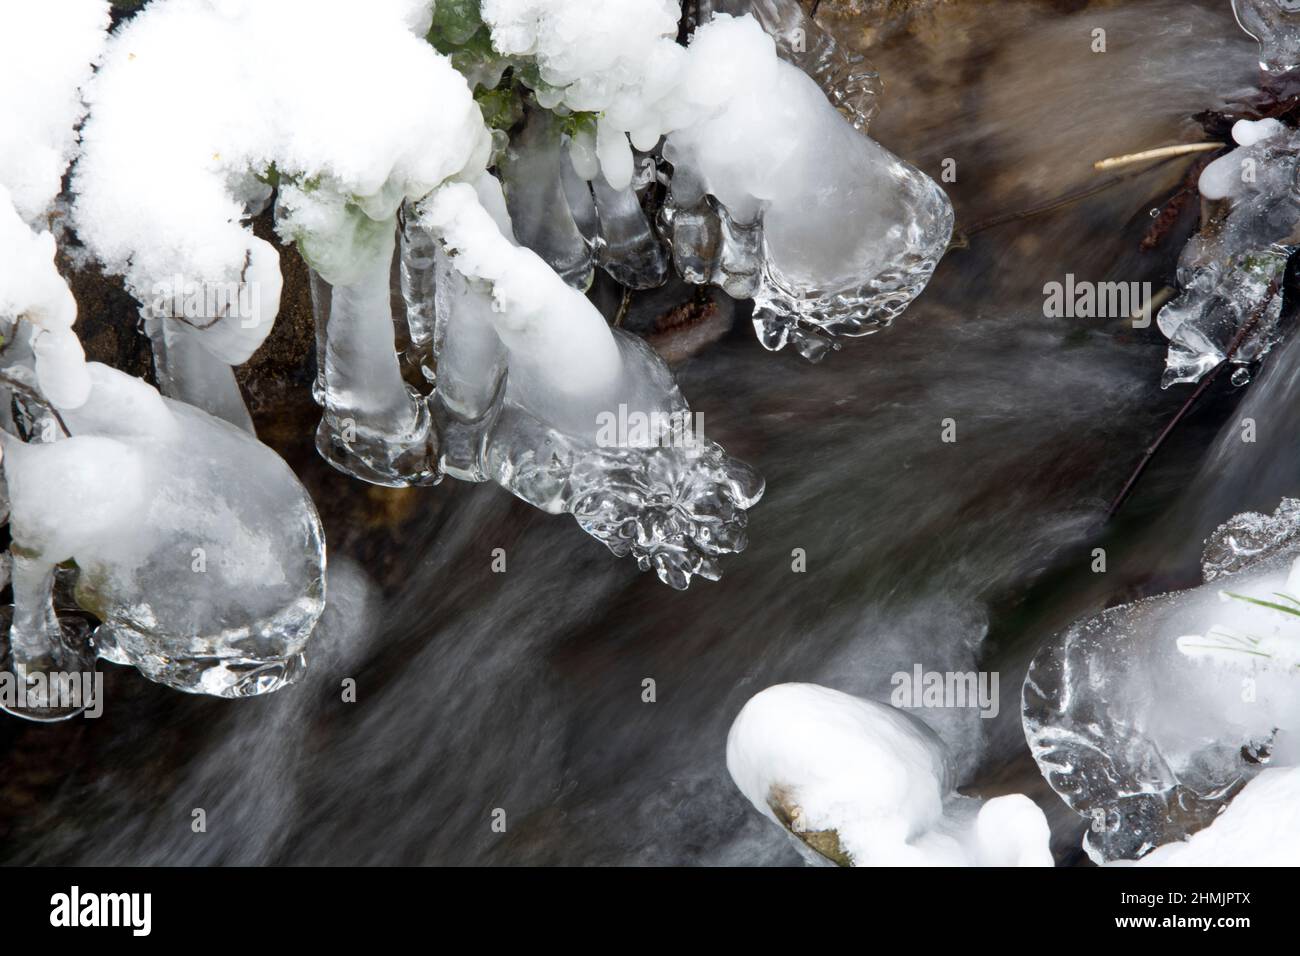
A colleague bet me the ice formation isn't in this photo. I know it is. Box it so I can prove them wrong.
[421,180,762,588]
[54,0,955,586]
[727,683,1052,866]
[1,1,325,718]
[1129,765,1300,866]
[3,364,327,701]
[1024,499,1300,862]
[1233,0,1300,75]
[2,189,326,712]
[73,0,490,480]
[1156,118,1300,388]
[477,0,952,360]
[0,0,110,227]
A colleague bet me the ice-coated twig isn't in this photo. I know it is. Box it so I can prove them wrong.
[420,181,762,588]
[479,2,952,359]
[72,0,491,479]
[1155,119,1300,389]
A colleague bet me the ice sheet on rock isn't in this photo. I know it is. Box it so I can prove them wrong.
[1023,498,1300,862]
[1233,0,1300,75]
[1130,765,1300,865]
[1157,119,1300,388]
[728,683,1053,866]
[3,363,326,699]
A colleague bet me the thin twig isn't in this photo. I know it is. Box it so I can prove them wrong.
[1093,142,1224,172]
[1107,277,1283,518]
[0,368,71,440]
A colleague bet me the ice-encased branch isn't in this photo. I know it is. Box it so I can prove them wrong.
[1156,119,1300,388]
[73,0,490,471]
[478,3,952,359]
[421,181,763,588]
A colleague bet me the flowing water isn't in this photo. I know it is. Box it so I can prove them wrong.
[0,0,1284,865]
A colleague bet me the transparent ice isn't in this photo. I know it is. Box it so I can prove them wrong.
[661,13,953,360]
[429,242,507,482]
[399,199,440,384]
[499,108,597,290]
[1023,498,1300,862]
[1233,0,1300,74]
[3,364,326,704]
[485,331,763,589]
[1157,120,1300,388]
[420,179,763,588]
[294,202,440,488]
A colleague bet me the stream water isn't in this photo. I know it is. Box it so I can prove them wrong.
[0,0,1284,865]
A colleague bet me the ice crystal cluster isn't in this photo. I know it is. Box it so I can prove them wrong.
[1157,118,1300,388]
[0,0,950,718]
[1023,500,1300,863]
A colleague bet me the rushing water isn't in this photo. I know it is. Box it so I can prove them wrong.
[0,0,1281,864]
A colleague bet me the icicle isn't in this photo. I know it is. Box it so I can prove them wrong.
[143,314,256,434]
[590,172,669,290]
[308,220,439,487]
[499,107,596,290]
[398,199,439,384]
